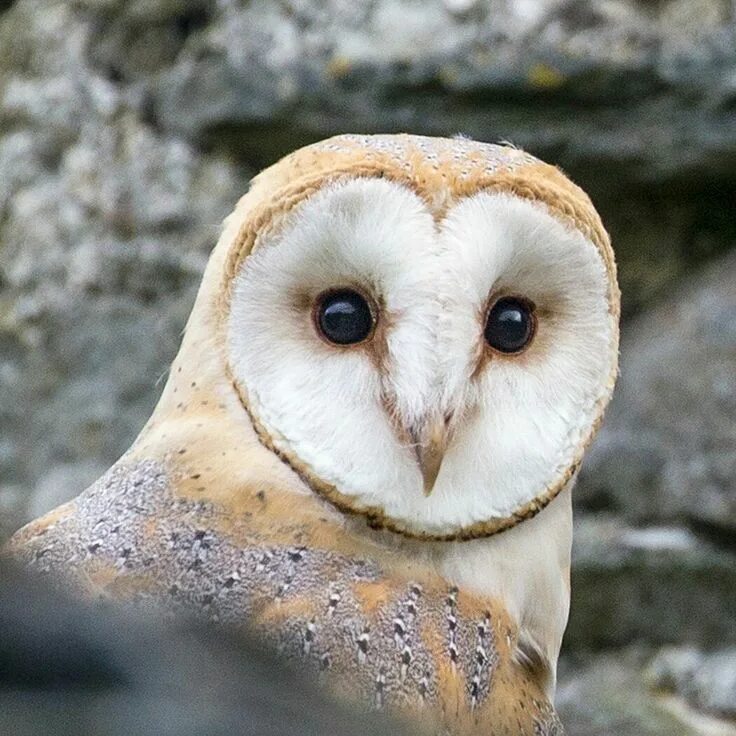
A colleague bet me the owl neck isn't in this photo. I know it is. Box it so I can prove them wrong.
[334,484,573,696]
[433,486,573,693]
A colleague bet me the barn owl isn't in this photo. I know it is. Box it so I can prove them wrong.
[7,134,619,735]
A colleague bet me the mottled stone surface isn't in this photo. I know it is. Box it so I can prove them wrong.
[0,1,250,544]
[577,252,736,535]
[567,516,736,651]
[647,647,736,719]
[558,650,736,736]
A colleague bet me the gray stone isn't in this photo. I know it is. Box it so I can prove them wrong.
[149,0,736,184]
[647,647,736,719]
[0,1,250,540]
[566,516,736,650]
[577,253,736,535]
[558,649,736,736]
[692,651,736,718]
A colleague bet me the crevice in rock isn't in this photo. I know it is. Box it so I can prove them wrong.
[688,519,736,556]
[174,6,211,39]
[200,120,326,170]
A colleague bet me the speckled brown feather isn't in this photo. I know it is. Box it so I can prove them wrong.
[5,134,618,735]
[8,459,562,735]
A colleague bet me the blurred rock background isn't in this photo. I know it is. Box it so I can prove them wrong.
[0,0,734,734]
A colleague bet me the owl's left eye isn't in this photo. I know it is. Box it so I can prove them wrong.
[484,296,536,354]
[315,289,376,345]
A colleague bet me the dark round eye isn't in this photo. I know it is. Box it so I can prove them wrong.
[484,296,536,354]
[315,289,375,345]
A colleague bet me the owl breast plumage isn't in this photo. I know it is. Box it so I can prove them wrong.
[6,134,618,736]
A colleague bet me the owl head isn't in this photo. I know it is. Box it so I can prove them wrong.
[177,135,619,541]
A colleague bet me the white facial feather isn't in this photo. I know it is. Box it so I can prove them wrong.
[228,178,616,536]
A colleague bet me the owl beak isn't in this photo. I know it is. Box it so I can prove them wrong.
[412,414,450,497]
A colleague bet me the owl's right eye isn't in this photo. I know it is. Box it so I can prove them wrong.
[314,289,376,345]
[484,296,536,354]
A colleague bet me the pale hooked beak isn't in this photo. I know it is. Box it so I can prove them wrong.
[411,413,452,497]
